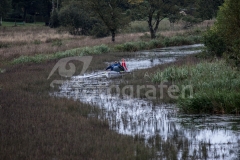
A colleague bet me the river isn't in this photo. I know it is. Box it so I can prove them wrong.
[52,44,240,160]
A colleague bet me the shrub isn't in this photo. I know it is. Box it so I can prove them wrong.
[91,23,110,38]
[163,36,201,46]
[203,28,226,57]
[58,2,95,35]
[205,0,240,67]
[49,10,60,28]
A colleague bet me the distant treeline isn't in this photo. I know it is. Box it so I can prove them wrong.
[0,0,224,40]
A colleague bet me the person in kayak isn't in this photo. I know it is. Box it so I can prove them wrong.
[106,61,125,72]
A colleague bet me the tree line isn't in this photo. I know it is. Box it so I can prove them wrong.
[1,0,224,41]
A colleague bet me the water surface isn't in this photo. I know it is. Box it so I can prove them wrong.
[52,44,240,160]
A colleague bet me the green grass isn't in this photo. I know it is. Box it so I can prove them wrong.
[115,35,202,52]
[12,44,110,64]
[0,21,45,27]
[123,19,171,33]
[151,60,240,114]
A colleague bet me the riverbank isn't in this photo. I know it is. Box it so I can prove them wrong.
[152,59,240,114]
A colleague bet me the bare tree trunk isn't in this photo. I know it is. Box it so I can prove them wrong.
[111,30,115,42]
[148,14,156,39]
[150,28,156,39]
[0,16,2,26]
[148,12,161,39]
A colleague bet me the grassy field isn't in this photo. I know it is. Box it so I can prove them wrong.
[1,21,45,27]
[123,19,214,33]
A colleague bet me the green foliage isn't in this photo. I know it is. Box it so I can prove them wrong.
[123,21,149,33]
[87,0,131,41]
[204,0,240,67]
[0,0,12,21]
[178,92,240,114]
[203,28,226,57]
[216,0,240,68]
[114,35,202,52]
[58,2,95,35]
[51,39,62,47]
[182,15,202,29]
[12,44,111,64]
[164,35,202,46]
[133,0,181,39]
[196,0,224,20]
[90,22,110,38]
[151,60,240,114]
[49,10,60,28]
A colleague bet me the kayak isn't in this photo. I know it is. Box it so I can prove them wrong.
[81,71,131,79]
[104,71,131,78]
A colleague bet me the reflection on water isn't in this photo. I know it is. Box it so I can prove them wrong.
[52,44,240,160]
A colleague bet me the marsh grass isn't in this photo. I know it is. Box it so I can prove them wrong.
[12,44,111,64]
[151,60,240,114]
[0,60,153,160]
[118,55,201,105]
[114,34,202,52]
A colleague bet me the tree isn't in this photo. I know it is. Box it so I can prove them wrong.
[38,0,52,25]
[204,0,240,67]
[196,0,224,20]
[87,0,130,42]
[0,0,12,26]
[58,1,96,35]
[12,0,35,22]
[216,0,240,67]
[134,0,180,39]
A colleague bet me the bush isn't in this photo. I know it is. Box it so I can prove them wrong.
[49,10,60,28]
[203,28,226,57]
[91,23,110,38]
[206,0,240,67]
[164,35,202,47]
[58,2,95,35]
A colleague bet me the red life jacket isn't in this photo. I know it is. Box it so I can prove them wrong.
[121,59,127,71]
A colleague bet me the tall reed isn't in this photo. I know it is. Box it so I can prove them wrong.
[151,60,240,114]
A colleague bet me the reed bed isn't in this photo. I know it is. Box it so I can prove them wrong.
[151,60,240,114]
[0,59,154,160]
[11,44,110,64]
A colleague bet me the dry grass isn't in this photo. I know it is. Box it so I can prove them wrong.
[0,60,152,160]
[0,19,214,60]
[0,26,144,58]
